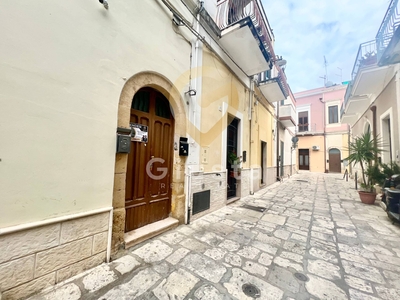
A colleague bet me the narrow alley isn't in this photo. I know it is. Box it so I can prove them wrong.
[29,173,400,300]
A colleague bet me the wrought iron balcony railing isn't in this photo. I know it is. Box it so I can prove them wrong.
[296,123,321,134]
[376,0,400,61]
[277,66,289,98]
[341,80,354,117]
[216,0,275,62]
[350,40,377,80]
[257,65,289,100]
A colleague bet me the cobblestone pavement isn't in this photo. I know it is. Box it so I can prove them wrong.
[29,172,400,300]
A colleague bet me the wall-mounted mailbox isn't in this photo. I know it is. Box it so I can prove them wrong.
[116,134,131,153]
[179,137,189,156]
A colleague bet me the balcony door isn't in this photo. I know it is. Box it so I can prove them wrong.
[299,149,310,170]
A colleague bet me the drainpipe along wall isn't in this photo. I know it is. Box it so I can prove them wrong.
[249,80,254,194]
[319,96,327,172]
[348,123,352,174]
[276,100,280,180]
[370,105,378,163]
[185,5,202,224]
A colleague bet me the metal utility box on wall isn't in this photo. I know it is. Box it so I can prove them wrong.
[179,137,189,156]
[116,134,131,153]
[312,145,320,151]
[192,190,210,215]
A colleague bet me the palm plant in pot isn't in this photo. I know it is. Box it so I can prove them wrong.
[345,131,384,204]
[227,151,242,178]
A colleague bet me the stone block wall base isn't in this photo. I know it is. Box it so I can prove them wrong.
[190,172,227,222]
[0,211,110,300]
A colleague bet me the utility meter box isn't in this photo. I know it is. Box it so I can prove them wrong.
[116,134,131,153]
[179,137,189,156]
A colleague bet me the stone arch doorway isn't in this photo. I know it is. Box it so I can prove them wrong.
[329,148,341,173]
[112,72,186,253]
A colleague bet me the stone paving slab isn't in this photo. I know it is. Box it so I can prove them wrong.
[28,173,400,300]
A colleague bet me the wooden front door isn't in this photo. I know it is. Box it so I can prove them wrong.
[125,88,174,232]
[329,148,341,173]
[299,149,310,170]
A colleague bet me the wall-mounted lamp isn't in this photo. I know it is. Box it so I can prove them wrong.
[99,0,109,9]
[291,136,299,150]
[185,89,196,96]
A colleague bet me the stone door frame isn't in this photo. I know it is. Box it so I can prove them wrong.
[111,71,187,253]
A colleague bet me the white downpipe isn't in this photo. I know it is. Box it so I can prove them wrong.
[106,209,113,263]
[249,79,254,194]
[185,166,192,224]
[183,7,200,224]
[250,167,254,194]
[249,79,254,121]
[396,71,400,159]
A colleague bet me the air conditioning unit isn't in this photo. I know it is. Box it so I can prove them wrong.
[312,145,320,151]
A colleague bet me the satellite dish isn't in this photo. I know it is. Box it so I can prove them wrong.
[325,81,334,87]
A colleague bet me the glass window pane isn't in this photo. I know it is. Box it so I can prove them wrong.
[329,105,338,123]
[305,156,309,165]
[132,91,150,112]
[300,156,303,165]
[155,96,171,119]
[298,112,309,132]
[329,149,340,154]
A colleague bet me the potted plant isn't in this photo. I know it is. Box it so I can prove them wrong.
[227,151,242,178]
[381,162,400,179]
[345,131,384,204]
[365,163,386,195]
[360,51,377,66]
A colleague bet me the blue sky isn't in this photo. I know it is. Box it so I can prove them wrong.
[262,0,392,93]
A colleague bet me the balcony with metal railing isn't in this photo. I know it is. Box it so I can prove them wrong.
[341,40,394,125]
[350,40,378,81]
[341,0,399,125]
[215,0,274,76]
[296,123,324,136]
[279,102,296,128]
[257,65,289,103]
[376,0,400,65]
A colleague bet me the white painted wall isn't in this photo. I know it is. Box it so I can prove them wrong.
[0,0,193,227]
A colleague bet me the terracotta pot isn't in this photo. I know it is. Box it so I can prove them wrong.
[358,191,377,204]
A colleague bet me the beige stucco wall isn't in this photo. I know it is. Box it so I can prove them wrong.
[0,1,193,227]
[352,76,399,166]
[250,88,275,190]
[255,100,275,168]
[297,136,325,173]
[326,132,348,173]
[0,212,109,299]
[200,49,250,172]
